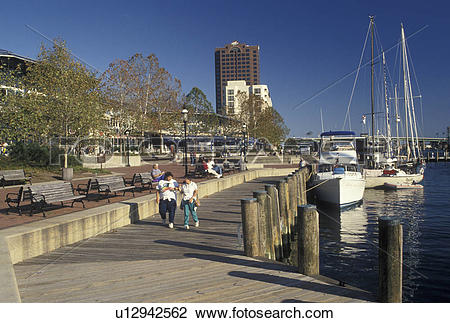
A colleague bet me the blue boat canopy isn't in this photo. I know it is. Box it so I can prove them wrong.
[320,131,356,137]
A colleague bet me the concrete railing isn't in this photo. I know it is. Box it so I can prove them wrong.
[0,167,295,302]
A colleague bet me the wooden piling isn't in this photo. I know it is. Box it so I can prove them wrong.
[240,198,260,257]
[298,169,307,205]
[265,184,283,261]
[276,179,290,261]
[287,175,297,239]
[297,204,320,276]
[253,191,273,258]
[294,171,301,206]
[378,216,403,303]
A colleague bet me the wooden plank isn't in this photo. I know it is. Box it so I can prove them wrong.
[14,176,374,303]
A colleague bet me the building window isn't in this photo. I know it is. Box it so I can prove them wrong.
[228,96,235,102]
[228,89,234,95]
[254,88,261,94]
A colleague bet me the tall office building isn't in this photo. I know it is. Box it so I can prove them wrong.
[214,41,260,114]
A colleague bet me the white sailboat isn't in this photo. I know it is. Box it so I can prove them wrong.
[362,19,425,188]
[309,131,366,208]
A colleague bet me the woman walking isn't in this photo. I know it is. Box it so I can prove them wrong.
[180,177,199,230]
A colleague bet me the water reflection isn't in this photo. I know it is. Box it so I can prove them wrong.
[317,188,424,301]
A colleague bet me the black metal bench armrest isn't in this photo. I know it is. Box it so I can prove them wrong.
[5,192,19,202]
[124,177,134,185]
[76,183,89,194]
[77,183,88,189]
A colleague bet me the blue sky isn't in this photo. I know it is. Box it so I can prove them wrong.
[1,0,449,137]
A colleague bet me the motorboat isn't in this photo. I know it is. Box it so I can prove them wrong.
[308,131,366,208]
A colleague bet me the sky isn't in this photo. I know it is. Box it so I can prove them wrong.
[1,0,449,138]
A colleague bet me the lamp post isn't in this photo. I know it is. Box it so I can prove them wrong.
[182,108,189,177]
[224,134,227,159]
[242,123,247,163]
[125,129,130,167]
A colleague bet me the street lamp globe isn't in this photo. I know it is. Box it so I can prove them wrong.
[182,108,189,122]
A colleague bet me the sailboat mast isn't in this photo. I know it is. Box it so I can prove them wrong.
[382,52,392,158]
[370,16,375,156]
[401,23,411,161]
[320,108,324,133]
[395,85,400,158]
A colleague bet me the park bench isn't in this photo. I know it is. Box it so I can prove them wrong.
[5,186,32,216]
[0,169,32,188]
[94,176,135,203]
[132,172,155,191]
[28,182,86,217]
[192,163,211,178]
[75,178,98,196]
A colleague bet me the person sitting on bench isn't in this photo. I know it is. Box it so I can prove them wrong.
[151,164,165,181]
[206,159,222,178]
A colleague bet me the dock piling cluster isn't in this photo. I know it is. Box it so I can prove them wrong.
[241,166,404,303]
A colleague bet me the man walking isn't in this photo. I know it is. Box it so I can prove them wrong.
[156,172,178,228]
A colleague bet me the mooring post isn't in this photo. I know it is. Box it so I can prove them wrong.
[287,175,297,240]
[379,216,403,303]
[298,171,304,204]
[253,191,271,258]
[265,184,282,261]
[297,204,320,276]
[294,171,301,206]
[276,179,290,261]
[240,198,260,257]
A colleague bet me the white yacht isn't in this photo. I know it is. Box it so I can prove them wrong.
[309,131,366,208]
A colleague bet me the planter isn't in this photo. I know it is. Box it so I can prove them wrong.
[62,167,73,181]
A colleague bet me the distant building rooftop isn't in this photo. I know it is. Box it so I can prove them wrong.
[0,49,35,63]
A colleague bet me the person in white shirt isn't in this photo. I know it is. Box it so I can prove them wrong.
[180,178,199,230]
[156,172,178,228]
[206,159,222,178]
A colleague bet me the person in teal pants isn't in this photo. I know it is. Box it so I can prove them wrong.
[180,178,199,230]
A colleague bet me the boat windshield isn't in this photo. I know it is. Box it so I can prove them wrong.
[321,140,354,152]
[318,164,359,172]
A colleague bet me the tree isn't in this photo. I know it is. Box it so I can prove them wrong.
[185,87,218,135]
[234,93,289,147]
[1,40,104,167]
[102,54,183,152]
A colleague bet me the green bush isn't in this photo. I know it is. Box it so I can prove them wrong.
[8,142,81,167]
[9,142,49,166]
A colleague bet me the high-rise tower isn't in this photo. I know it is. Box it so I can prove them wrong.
[214,41,260,114]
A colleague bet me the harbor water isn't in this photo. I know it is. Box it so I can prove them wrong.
[317,163,450,302]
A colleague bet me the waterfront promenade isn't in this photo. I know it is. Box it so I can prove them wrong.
[12,176,374,303]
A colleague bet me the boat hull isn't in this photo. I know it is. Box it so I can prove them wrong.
[363,169,424,189]
[309,176,366,208]
[384,182,424,190]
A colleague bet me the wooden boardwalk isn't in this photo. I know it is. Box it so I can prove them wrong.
[13,177,374,303]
